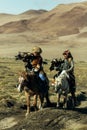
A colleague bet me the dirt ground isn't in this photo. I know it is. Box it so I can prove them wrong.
[0,59,87,130]
[0,91,87,130]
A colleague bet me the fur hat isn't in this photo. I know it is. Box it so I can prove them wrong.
[63,50,70,55]
[32,46,42,54]
[63,50,73,58]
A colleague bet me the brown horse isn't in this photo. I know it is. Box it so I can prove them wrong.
[17,71,51,116]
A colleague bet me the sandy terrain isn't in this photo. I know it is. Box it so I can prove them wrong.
[0,31,87,62]
[0,1,87,61]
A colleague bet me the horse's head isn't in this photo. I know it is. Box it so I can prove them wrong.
[55,70,69,93]
[54,76,62,93]
[17,72,29,92]
[49,58,63,71]
[15,52,29,61]
[15,52,24,60]
[49,59,58,71]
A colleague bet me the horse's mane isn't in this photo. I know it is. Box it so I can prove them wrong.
[55,70,69,83]
[55,70,69,93]
[60,70,69,79]
[18,71,28,80]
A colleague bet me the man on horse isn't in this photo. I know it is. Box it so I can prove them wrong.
[61,50,76,106]
[17,47,51,112]
[23,46,49,91]
[62,50,76,92]
[50,50,76,106]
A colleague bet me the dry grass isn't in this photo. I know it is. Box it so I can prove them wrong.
[0,58,87,101]
[0,58,87,130]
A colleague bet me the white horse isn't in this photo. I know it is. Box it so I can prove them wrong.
[54,70,70,108]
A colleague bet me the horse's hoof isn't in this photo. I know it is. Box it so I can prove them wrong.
[25,112,29,117]
[56,104,60,108]
[34,106,39,111]
[63,105,66,109]
[38,105,43,110]
[39,107,43,110]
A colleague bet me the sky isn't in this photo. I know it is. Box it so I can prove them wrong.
[0,0,86,14]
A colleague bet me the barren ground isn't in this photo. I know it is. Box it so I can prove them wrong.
[0,58,87,130]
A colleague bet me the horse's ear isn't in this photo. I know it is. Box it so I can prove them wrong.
[24,72,28,76]
[18,71,27,77]
[22,71,28,79]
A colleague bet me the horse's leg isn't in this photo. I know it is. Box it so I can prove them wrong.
[33,95,37,106]
[38,94,44,110]
[63,95,67,109]
[45,91,51,105]
[71,92,76,108]
[25,91,30,116]
[33,95,38,111]
[57,94,60,108]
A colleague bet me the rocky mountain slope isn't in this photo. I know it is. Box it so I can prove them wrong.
[0,2,87,61]
[0,2,87,36]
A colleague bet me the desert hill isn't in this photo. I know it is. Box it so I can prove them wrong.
[0,2,87,36]
[0,1,87,61]
[0,9,47,26]
[21,9,47,15]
